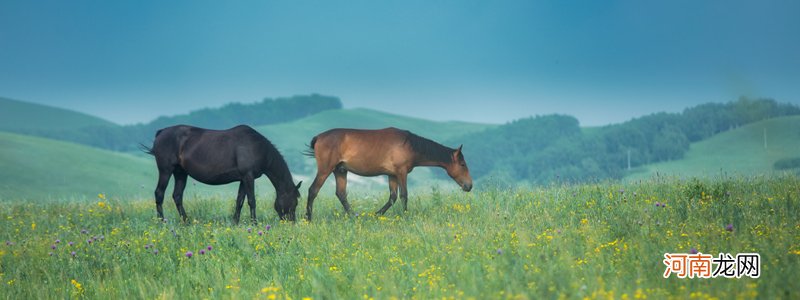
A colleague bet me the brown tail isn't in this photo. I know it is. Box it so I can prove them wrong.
[302,136,318,157]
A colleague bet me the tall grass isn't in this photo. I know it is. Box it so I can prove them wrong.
[1,175,798,299]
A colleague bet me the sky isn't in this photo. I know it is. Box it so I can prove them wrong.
[1,0,798,126]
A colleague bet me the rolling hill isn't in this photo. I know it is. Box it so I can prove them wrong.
[0,97,118,132]
[625,115,800,181]
[0,131,152,200]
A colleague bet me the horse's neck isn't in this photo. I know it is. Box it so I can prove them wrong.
[414,157,448,168]
[265,161,294,193]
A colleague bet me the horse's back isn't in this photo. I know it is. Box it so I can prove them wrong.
[313,128,408,151]
[151,124,277,183]
[154,125,266,148]
[311,127,414,175]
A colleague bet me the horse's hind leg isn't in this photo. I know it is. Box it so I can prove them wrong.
[333,166,352,215]
[171,168,189,223]
[243,177,257,224]
[154,169,172,220]
[376,175,399,215]
[398,173,409,212]
[232,181,246,224]
[306,169,332,221]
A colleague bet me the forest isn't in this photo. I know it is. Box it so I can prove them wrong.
[453,97,800,183]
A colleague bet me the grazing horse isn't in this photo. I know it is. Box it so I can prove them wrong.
[305,127,472,220]
[144,125,301,223]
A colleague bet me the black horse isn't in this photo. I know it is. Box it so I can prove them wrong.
[144,125,301,223]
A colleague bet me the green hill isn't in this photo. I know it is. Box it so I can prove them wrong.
[0,97,118,132]
[625,115,800,181]
[0,131,152,200]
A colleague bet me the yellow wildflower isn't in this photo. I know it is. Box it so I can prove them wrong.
[71,279,83,292]
[261,287,280,293]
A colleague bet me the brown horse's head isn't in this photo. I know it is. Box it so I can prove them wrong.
[445,145,473,192]
[275,181,302,221]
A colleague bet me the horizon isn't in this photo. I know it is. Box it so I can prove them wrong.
[5,94,791,128]
[2,1,799,126]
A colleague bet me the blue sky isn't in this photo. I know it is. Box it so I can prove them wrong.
[1,1,798,126]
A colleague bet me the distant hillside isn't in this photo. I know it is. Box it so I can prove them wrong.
[625,116,800,181]
[0,95,343,151]
[0,131,152,200]
[0,97,118,132]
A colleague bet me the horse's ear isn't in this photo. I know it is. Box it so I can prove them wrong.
[454,144,463,155]
[295,181,302,191]
[453,144,463,161]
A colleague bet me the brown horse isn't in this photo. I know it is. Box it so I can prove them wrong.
[304,127,472,220]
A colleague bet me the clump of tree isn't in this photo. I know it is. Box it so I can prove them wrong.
[143,94,341,131]
[454,97,800,184]
[774,157,800,170]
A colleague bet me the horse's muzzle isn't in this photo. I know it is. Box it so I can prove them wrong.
[462,182,473,192]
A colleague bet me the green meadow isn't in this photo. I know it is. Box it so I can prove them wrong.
[2,175,797,299]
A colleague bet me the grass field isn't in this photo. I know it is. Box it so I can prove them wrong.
[626,116,800,181]
[2,175,797,299]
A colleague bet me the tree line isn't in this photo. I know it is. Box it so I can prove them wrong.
[452,97,800,184]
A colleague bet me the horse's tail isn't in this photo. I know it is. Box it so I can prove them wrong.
[139,143,155,156]
[302,136,318,157]
[139,128,164,156]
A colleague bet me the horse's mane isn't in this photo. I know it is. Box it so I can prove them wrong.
[403,131,455,164]
[262,138,295,188]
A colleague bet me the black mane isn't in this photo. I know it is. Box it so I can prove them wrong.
[403,131,455,164]
[263,140,294,191]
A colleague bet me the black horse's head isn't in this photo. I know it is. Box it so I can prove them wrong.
[275,181,302,221]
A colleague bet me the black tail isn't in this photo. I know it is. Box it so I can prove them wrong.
[139,128,164,156]
[302,136,317,157]
[139,143,155,156]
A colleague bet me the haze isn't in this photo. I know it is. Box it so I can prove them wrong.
[1,0,798,126]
